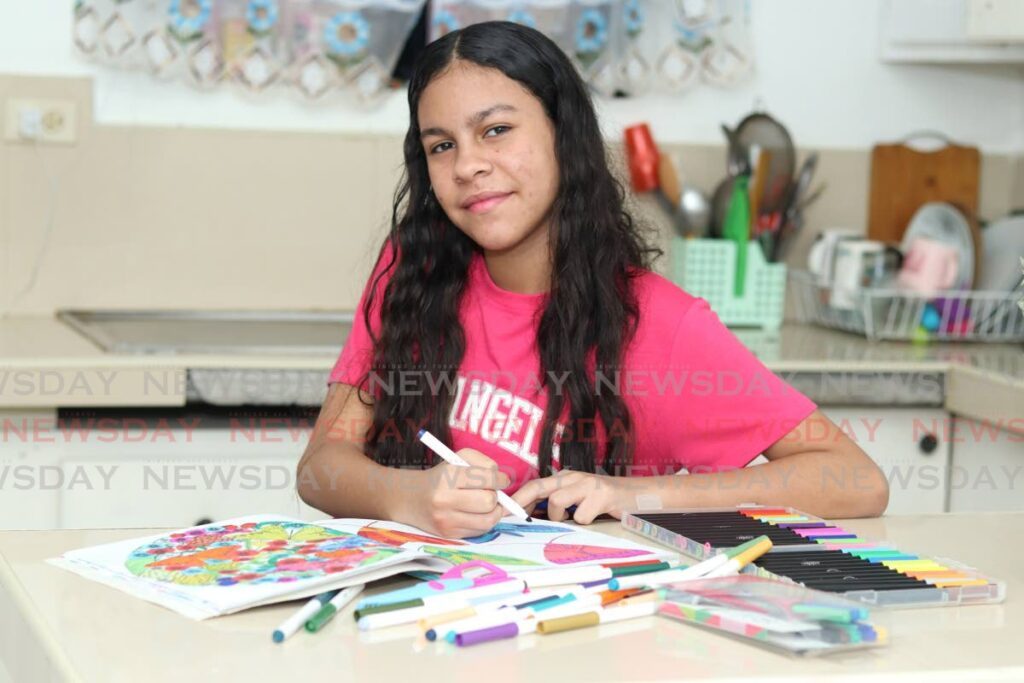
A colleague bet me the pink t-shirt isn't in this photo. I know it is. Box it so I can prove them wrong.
[329,251,817,492]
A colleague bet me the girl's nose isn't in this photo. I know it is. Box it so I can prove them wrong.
[453,144,493,183]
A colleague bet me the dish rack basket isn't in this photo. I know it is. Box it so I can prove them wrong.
[790,269,1024,342]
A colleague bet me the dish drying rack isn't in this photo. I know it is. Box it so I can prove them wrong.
[790,270,1024,342]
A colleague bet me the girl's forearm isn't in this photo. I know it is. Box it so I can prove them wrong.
[296,441,421,521]
[623,451,889,519]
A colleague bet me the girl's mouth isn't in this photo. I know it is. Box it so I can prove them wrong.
[464,192,511,214]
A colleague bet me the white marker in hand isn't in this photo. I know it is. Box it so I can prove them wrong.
[417,429,531,522]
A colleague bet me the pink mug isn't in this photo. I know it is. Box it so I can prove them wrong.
[897,237,960,295]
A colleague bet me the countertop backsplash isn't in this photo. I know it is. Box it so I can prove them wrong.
[1,73,1021,318]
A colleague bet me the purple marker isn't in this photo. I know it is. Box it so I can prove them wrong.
[455,619,536,646]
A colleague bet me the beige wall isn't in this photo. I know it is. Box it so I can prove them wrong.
[1013,155,1024,210]
[1,74,1021,317]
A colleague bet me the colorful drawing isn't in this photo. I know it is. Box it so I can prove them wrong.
[125,521,403,587]
[356,525,464,547]
[543,537,652,565]
[464,522,565,544]
[422,545,540,568]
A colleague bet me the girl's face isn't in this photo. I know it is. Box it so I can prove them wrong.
[418,62,560,257]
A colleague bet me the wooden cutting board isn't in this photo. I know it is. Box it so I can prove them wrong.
[867,140,981,278]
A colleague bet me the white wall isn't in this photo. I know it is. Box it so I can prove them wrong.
[2,0,1023,152]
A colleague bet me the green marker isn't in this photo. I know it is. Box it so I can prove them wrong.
[304,585,365,633]
[610,561,672,578]
[724,535,771,559]
[351,597,423,622]
[791,603,868,624]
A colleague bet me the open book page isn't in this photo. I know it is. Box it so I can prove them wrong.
[48,514,423,620]
[318,516,675,570]
[49,514,674,620]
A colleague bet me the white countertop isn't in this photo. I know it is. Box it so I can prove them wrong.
[1,513,1022,682]
[0,315,1020,431]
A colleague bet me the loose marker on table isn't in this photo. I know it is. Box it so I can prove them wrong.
[305,585,365,633]
[417,429,532,522]
[272,589,340,643]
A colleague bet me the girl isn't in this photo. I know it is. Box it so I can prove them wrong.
[298,21,888,538]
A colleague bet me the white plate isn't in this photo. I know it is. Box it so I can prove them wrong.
[977,215,1024,292]
[900,202,975,290]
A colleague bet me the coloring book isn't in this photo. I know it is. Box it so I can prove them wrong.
[49,514,674,619]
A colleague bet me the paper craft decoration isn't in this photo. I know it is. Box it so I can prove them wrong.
[50,514,673,620]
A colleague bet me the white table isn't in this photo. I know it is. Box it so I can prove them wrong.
[1,513,1022,682]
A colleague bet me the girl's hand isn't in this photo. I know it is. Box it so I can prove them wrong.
[398,448,510,539]
[511,471,635,524]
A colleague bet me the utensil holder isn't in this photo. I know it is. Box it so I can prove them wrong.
[671,237,787,330]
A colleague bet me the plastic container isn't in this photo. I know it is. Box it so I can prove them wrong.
[672,236,787,330]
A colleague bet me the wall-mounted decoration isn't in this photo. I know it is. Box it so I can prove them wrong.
[71,0,426,102]
[71,0,753,103]
[429,0,755,97]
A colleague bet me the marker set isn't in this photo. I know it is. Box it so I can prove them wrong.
[659,575,889,656]
[622,507,1005,607]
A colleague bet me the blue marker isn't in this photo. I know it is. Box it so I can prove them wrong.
[356,578,475,609]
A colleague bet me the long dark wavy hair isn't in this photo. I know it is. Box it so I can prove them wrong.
[361,21,659,477]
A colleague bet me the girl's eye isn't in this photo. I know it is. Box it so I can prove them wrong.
[429,141,454,155]
[485,125,510,138]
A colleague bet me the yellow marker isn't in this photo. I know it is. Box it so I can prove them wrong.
[536,611,601,634]
[702,536,774,578]
[418,606,476,631]
[882,560,945,571]
[537,602,660,635]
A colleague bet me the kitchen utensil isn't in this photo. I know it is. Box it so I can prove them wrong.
[786,154,817,214]
[977,214,1024,292]
[709,176,735,238]
[768,153,818,262]
[722,175,752,296]
[662,152,712,237]
[655,153,694,237]
[867,132,981,278]
[721,111,795,213]
[748,146,771,222]
[899,202,975,289]
[658,153,682,206]
[970,213,1024,336]
[679,184,711,237]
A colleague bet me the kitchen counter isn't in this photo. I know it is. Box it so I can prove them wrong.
[0,315,1020,432]
[1,513,1021,682]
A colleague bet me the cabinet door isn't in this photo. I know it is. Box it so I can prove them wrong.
[948,417,1024,512]
[56,426,310,529]
[821,407,950,515]
[0,411,60,530]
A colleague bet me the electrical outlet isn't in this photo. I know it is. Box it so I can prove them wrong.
[5,98,78,144]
